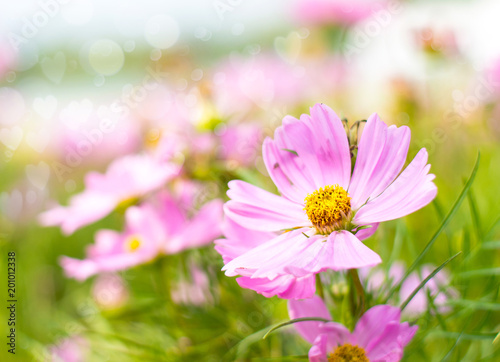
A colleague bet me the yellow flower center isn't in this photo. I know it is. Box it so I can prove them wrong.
[304,185,351,234]
[125,235,142,252]
[328,344,369,362]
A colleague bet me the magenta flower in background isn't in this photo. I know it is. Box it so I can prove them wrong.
[294,0,387,26]
[216,217,316,299]
[289,295,417,361]
[212,55,308,116]
[39,154,179,235]
[60,187,223,281]
[57,112,142,165]
[360,262,458,317]
[50,336,88,362]
[92,273,129,310]
[218,123,262,167]
[171,263,214,306]
[222,103,437,281]
[399,264,458,317]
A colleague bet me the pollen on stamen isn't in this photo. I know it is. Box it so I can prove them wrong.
[304,184,351,235]
[125,235,142,252]
[328,343,369,362]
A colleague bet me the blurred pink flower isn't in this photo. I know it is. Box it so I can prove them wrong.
[399,264,458,317]
[215,217,316,299]
[294,0,386,26]
[360,262,459,317]
[487,57,500,95]
[0,40,17,79]
[288,295,417,361]
[92,273,129,310]
[39,154,179,235]
[171,264,214,306]
[212,55,308,116]
[61,187,223,281]
[218,123,262,166]
[50,336,88,362]
[58,115,141,165]
[222,104,436,280]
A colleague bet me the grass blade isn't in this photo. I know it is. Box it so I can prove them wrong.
[446,300,500,311]
[458,268,500,278]
[494,331,500,345]
[262,317,330,340]
[386,152,480,301]
[467,186,483,241]
[481,241,500,250]
[400,252,461,311]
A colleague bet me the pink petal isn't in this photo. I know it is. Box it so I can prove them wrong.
[365,322,418,361]
[319,322,351,353]
[288,295,331,344]
[307,104,351,188]
[172,199,224,252]
[237,273,316,300]
[215,217,275,262]
[225,180,309,232]
[263,133,314,204]
[309,334,328,362]
[222,229,381,280]
[349,114,410,209]
[155,191,187,236]
[39,193,117,235]
[354,148,437,224]
[87,230,123,257]
[126,205,167,247]
[281,105,351,190]
[353,222,379,241]
[39,154,177,235]
[352,305,401,348]
[327,231,382,270]
[60,256,99,281]
[221,229,322,278]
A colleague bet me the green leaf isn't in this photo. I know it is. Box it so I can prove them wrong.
[400,252,461,311]
[281,148,298,156]
[467,187,483,241]
[493,331,500,345]
[481,241,500,250]
[458,268,500,278]
[386,152,480,302]
[446,299,500,311]
[440,330,464,361]
[426,331,497,341]
[262,317,330,340]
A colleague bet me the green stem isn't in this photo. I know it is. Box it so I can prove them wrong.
[349,269,366,316]
[316,274,325,300]
[155,256,172,305]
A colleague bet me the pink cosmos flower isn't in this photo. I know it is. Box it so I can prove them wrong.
[399,264,458,317]
[216,217,316,299]
[50,336,88,362]
[288,295,417,361]
[60,189,223,281]
[39,154,179,235]
[92,273,129,310]
[294,0,387,26]
[212,55,308,116]
[222,103,437,281]
[360,262,459,317]
[171,264,214,306]
[218,123,262,167]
